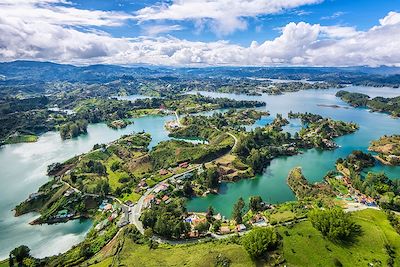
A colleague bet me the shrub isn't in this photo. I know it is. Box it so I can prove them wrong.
[308,208,361,242]
[241,227,278,259]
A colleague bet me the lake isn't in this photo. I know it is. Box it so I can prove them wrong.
[0,114,173,259]
[186,87,400,217]
[1,87,399,259]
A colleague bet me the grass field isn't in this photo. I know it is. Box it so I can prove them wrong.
[91,240,253,267]
[87,209,400,267]
[278,209,400,267]
[4,134,38,144]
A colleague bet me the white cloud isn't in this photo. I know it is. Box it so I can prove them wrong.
[379,11,400,26]
[321,11,345,20]
[134,0,323,35]
[0,0,134,27]
[0,1,399,67]
[143,24,184,36]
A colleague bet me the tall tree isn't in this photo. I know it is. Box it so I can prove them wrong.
[232,197,245,224]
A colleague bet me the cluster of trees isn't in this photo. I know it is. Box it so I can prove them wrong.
[298,118,358,149]
[352,172,400,211]
[165,94,265,112]
[81,160,107,175]
[308,208,361,242]
[338,151,400,211]
[232,197,246,224]
[9,245,34,267]
[194,167,220,190]
[336,150,375,171]
[236,127,292,174]
[336,90,400,117]
[288,111,323,124]
[241,227,279,259]
[141,200,190,239]
[387,210,400,235]
[59,119,88,139]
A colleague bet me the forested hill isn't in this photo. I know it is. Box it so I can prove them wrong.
[1,60,400,85]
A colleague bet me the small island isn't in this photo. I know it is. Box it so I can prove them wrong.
[336,90,400,117]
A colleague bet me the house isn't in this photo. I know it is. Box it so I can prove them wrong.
[125,200,134,207]
[219,226,231,234]
[162,195,169,202]
[188,231,199,238]
[28,192,44,200]
[154,183,169,193]
[57,209,68,218]
[236,224,247,232]
[98,199,109,210]
[179,162,189,168]
[159,169,169,176]
[104,204,113,211]
[95,219,109,231]
[143,194,156,208]
[108,212,118,222]
[213,213,222,221]
[64,189,75,197]
[138,180,148,188]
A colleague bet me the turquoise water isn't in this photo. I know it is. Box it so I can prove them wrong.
[1,87,399,258]
[0,114,173,259]
[186,87,400,217]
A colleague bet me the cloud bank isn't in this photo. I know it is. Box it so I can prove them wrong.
[0,0,399,67]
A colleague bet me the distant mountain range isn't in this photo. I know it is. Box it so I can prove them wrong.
[1,60,400,84]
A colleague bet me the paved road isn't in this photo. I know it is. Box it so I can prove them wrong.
[129,166,201,234]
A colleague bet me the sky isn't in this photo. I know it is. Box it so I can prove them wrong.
[0,0,399,67]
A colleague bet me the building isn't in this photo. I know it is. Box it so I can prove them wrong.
[179,162,189,168]
[236,224,247,232]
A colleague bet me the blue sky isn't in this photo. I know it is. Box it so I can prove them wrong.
[0,0,399,66]
[69,0,399,45]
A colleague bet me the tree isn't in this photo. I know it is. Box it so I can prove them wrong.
[232,197,245,224]
[9,254,14,267]
[213,220,222,232]
[10,245,31,265]
[308,208,360,241]
[206,205,215,222]
[205,167,219,189]
[183,181,193,197]
[249,196,263,212]
[194,221,210,233]
[241,227,278,259]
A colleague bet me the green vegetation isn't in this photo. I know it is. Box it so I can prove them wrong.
[141,199,190,239]
[4,134,38,144]
[279,209,400,267]
[287,167,334,200]
[107,119,132,129]
[59,119,88,139]
[150,140,231,169]
[336,90,400,117]
[337,151,400,211]
[232,197,246,224]
[308,208,361,242]
[87,227,253,267]
[241,227,279,259]
[369,135,400,165]
[292,112,359,149]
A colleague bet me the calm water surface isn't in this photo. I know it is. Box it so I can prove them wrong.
[186,87,400,217]
[1,88,400,258]
[0,114,173,259]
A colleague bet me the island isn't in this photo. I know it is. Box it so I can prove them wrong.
[369,135,400,165]
[336,90,400,117]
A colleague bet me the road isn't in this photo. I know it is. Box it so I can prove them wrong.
[175,111,181,127]
[226,132,238,151]
[129,166,201,234]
